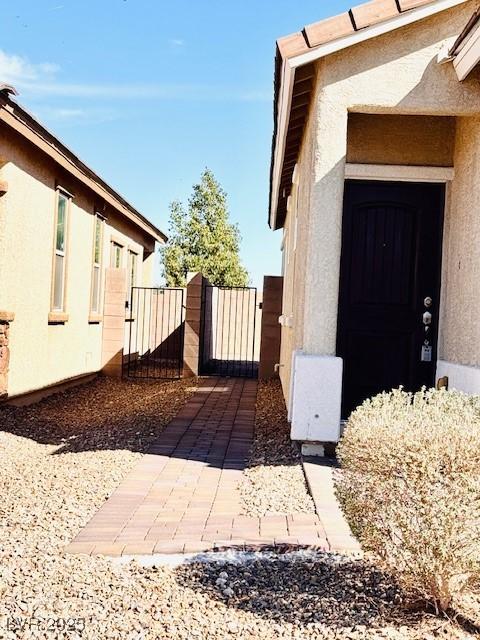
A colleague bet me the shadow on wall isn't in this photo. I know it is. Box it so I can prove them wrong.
[124,287,185,376]
[149,323,184,362]
[395,55,480,115]
[200,286,261,377]
[124,322,186,378]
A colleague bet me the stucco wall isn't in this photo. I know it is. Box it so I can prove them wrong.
[347,113,456,166]
[279,77,317,404]
[439,115,480,368]
[279,0,480,390]
[0,125,155,397]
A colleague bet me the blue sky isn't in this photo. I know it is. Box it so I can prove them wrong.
[1,0,352,287]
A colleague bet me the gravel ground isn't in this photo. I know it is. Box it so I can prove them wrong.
[239,379,316,516]
[0,375,478,638]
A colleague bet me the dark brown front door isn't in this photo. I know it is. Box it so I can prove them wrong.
[337,180,445,418]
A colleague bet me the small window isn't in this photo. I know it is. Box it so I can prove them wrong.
[128,250,138,312]
[128,250,137,290]
[91,214,104,314]
[52,190,69,311]
[110,241,123,268]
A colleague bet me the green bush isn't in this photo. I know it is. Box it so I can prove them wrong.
[336,387,480,613]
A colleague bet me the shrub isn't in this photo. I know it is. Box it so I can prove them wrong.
[336,387,480,613]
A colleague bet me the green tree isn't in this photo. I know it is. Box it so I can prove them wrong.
[161,169,249,287]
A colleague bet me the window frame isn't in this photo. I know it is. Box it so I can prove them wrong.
[128,249,138,290]
[127,249,138,315]
[110,240,124,269]
[90,212,105,318]
[50,188,71,316]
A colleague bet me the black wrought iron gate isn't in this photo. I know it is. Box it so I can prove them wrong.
[200,285,259,378]
[124,287,185,379]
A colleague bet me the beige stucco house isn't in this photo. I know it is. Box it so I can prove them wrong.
[270,0,480,451]
[0,87,166,402]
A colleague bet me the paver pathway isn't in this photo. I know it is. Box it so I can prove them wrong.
[66,377,359,556]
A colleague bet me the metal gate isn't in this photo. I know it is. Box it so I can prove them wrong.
[124,287,185,379]
[200,285,259,378]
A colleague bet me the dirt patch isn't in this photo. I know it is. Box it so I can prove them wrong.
[239,379,315,516]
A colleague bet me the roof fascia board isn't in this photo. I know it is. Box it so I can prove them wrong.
[0,103,167,244]
[290,0,467,68]
[453,21,480,79]
[270,0,468,228]
[270,57,295,228]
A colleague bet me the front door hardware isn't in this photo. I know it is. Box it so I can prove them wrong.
[421,345,433,362]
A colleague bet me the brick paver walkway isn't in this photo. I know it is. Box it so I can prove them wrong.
[66,377,359,557]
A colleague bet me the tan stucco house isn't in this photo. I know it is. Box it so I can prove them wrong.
[0,86,166,402]
[270,0,480,451]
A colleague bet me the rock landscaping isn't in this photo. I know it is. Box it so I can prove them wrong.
[0,375,478,638]
[240,379,315,517]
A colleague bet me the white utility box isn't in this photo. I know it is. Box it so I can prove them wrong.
[290,353,343,443]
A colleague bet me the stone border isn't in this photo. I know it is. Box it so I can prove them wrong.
[301,455,361,554]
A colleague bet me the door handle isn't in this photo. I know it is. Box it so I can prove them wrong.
[421,297,433,362]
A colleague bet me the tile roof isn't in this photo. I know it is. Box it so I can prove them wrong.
[270,0,469,230]
[277,0,436,60]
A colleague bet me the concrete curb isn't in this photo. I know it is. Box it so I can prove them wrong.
[301,455,362,556]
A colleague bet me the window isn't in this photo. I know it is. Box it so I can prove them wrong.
[91,214,104,314]
[110,241,123,268]
[128,250,137,290]
[52,190,69,311]
[128,250,138,313]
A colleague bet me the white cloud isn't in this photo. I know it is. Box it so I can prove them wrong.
[0,50,59,84]
[45,107,87,119]
[169,38,185,47]
[0,49,270,104]
[19,81,271,102]
[34,105,119,125]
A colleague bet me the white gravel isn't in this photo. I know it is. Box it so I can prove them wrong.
[240,380,315,516]
[0,377,478,639]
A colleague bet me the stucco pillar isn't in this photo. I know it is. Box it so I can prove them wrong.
[102,268,127,377]
[0,311,14,399]
[303,103,349,355]
[183,272,204,378]
[141,248,155,287]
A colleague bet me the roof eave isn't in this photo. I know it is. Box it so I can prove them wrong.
[450,9,480,80]
[0,91,167,245]
[269,0,470,230]
[449,7,480,54]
